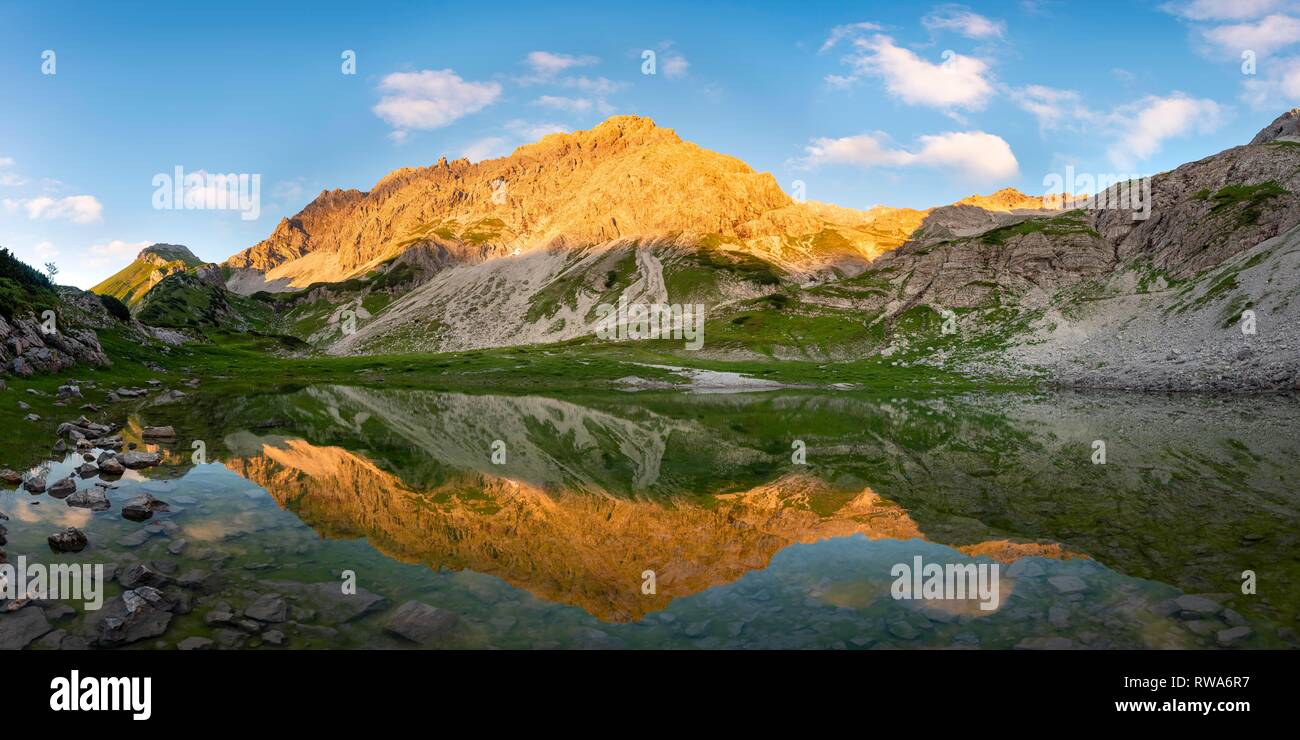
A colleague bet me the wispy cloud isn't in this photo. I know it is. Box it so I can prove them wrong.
[1202,13,1300,56]
[820,22,883,53]
[85,239,150,267]
[922,5,1006,39]
[523,51,599,80]
[460,136,512,162]
[1161,0,1287,21]
[3,194,103,224]
[1016,87,1225,168]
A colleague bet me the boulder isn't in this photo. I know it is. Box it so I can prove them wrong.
[46,477,77,498]
[66,487,111,511]
[98,457,125,476]
[118,451,162,469]
[47,527,89,553]
[244,594,288,623]
[122,492,169,521]
[87,593,173,648]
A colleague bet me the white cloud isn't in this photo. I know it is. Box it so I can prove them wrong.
[835,34,995,111]
[372,69,502,136]
[800,130,1019,181]
[524,51,599,79]
[1161,0,1287,21]
[820,22,883,53]
[34,240,58,257]
[1015,85,1097,131]
[85,239,150,267]
[533,95,593,112]
[1106,93,1224,168]
[1202,13,1300,56]
[560,75,627,96]
[0,156,26,186]
[3,194,103,224]
[922,5,1006,39]
[662,53,690,78]
[460,137,512,162]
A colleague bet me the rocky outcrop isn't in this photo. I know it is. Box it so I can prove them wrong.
[1,307,109,377]
[1249,108,1300,145]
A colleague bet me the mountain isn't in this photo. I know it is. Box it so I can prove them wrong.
[222,116,993,295]
[826,109,1300,391]
[210,116,1066,353]
[91,243,206,308]
[74,110,1300,392]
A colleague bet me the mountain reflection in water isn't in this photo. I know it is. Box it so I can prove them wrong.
[6,385,1297,649]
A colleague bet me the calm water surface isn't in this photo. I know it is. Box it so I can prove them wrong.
[3,385,1298,649]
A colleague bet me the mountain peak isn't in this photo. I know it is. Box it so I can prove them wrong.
[511,115,680,159]
[139,243,200,265]
[1251,108,1300,145]
[956,188,1052,212]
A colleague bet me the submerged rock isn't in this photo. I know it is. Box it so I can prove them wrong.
[382,601,459,645]
[0,607,52,650]
[22,476,46,494]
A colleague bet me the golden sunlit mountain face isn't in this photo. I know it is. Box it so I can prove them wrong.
[222,436,1083,622]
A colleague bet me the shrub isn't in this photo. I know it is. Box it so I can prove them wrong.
[98,293,132,322]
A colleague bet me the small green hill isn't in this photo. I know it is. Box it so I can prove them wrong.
[136,270,276,331]
[92,243,205,307]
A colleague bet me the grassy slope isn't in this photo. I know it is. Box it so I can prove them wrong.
[91,250,204,307]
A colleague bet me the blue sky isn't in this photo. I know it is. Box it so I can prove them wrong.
[1,0,1297,288]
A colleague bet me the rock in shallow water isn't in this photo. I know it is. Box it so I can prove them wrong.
[382,601,459,645]
[121,492,169,521]
[46,477,77,498]
[117,451,162,470]
[0,607,52,649]
[66,487,110,511]
[48,527,89,553]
